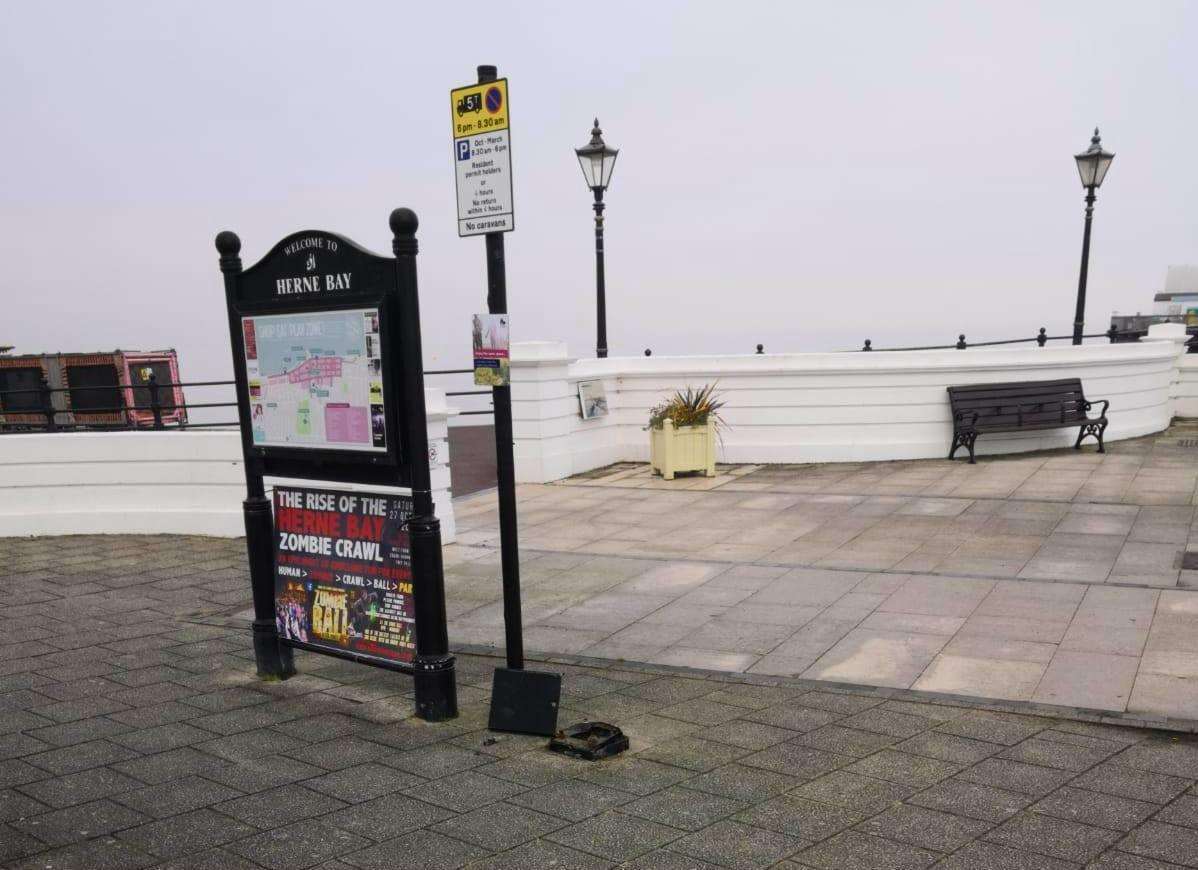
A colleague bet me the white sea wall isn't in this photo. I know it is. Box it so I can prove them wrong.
[0,388,457,540]
[1175,353,1198,418]
[511,324,1190,483]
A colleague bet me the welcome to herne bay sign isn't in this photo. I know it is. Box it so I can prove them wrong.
[214,208,457,721]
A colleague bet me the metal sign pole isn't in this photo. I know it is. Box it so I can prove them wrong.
[455,64,560,736]
[215,231,293,681]
[476,63,525,671]
[391,209,458,721]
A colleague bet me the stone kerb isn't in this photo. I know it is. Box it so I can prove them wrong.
[510,338,1183,482]
[0,388,457,540]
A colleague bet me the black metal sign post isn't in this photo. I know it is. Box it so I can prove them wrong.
[477,64,525,674]
[392,210,456,719]
[458,64,561,736]
[215,208,457,721]
[217,232,295,683]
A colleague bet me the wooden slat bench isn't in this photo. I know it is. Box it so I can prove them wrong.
[946,378,1109,463]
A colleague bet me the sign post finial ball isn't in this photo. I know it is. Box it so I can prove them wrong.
[215,231,241,256]
[390,208,419,238]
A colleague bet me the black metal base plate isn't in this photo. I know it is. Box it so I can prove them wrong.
[488,667,561,736]
[548,721,629,761]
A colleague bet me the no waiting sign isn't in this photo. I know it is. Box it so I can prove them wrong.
[451,79,514,236]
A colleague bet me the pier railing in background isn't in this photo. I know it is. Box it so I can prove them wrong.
[15,338,1187,433]
[641,325,1198,358]
[1,368,496,433]
[425,369,493,419]
[856,325,1153,352]
[0,374,238,433]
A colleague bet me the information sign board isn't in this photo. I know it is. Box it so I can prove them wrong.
[223,229,411,486]
[451,78,514,236]
[217,211,458,719]
[274,484,416,666]
[243,308,386,452]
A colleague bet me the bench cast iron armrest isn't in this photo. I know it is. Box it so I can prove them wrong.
[1084,399,1110,418]
[954,410,979,429]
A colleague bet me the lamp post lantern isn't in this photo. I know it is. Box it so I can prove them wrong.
[1071,128,1115,346]
[575,119,619,358]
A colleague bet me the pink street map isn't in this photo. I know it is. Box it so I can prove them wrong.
[265,356,343,388]
[324,404,370,443]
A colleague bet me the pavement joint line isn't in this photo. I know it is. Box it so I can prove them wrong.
[550,475,1158,511]
[464,541,1181,593]
[448,643,1198,735]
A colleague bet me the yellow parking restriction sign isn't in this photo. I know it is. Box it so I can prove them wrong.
[450,79,509,138]
[450,77,514,236]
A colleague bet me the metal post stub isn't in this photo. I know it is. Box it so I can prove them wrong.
[548,722,630,761]
[488,667,560,736]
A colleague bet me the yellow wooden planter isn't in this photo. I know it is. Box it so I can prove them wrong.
[650,419,716,480]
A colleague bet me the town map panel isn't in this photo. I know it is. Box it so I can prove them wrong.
[242,309,385,452]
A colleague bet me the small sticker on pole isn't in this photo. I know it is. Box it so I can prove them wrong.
[451,79,514,236]
[472,313,510,386]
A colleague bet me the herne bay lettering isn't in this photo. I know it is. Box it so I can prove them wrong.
[274,273,353,295]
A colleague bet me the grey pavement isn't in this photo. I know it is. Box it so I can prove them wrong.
[5,534,1198,868]
[448,424,1198,723]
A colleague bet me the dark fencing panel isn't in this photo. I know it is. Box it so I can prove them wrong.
[65,364,122,412]
[0,367,43,413]
[130,362,177,411]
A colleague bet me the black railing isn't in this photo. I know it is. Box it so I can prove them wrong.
[646,326,1180,357]
[0,373,238,433]
[12,333,1189,434]
[2,367,496,434]
[855,324,1152,352]
[425,368,494,417]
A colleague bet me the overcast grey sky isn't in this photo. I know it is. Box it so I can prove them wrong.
[2,1,1195,387]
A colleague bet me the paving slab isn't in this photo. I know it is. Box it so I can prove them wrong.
[11,428,1198,866]
[443,428,1198,724]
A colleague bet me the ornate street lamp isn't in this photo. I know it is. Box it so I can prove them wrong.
[575,119,619,358]
[1071,128,1115,345]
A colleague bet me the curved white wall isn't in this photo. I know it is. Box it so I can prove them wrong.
[0,389,457,540]
[512,325,1189,483]
[1177,354,1198,418]
[0,430,246,537]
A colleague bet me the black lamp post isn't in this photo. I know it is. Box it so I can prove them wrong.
[575,119,619,358]
[1071,128,1115,345]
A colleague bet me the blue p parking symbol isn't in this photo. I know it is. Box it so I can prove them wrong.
[457,140,471,161]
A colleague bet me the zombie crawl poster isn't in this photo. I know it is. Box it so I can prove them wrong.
[273,485,415,665]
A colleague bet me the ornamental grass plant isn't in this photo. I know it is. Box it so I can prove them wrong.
[647,383,726,433]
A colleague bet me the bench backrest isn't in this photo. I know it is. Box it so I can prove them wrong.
[947,378,1088,429]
